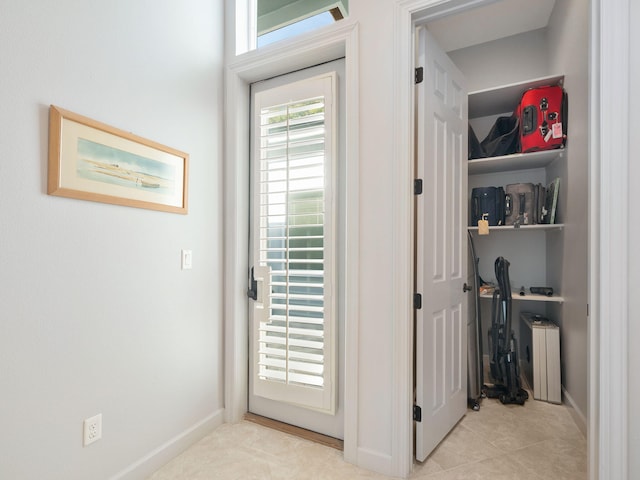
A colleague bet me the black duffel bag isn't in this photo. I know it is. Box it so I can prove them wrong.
[469,124,486,159]
[480,115,519,157]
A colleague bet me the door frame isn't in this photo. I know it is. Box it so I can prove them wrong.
[393,0,629,479]
[223,20,360,460]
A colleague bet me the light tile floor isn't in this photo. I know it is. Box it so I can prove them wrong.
[148,396,586,480]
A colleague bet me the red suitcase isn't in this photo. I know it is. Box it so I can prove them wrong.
[518,85,567,153]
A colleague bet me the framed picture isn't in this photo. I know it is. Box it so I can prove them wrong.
[48,105,188,214]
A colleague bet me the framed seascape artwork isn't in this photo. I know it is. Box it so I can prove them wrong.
[48,105,189,214]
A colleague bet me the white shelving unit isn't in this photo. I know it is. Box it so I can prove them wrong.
[468,149,563,175]
[468,74,565,305]
[479,291,564,304]
[468,224,564,232]
[469,74,565,118]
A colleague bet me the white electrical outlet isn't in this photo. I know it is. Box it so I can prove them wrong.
[83,414,102,446]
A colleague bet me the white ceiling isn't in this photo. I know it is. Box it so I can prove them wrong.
[427,0,557,52]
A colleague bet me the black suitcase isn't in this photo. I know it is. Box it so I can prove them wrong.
[471,187,505,226]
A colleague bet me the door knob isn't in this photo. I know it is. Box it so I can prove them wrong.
[463,283,472,293]
[247,267,258,300]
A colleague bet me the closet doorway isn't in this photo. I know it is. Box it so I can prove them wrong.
[412,0,589,469]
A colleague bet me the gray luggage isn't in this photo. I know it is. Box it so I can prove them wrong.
[505,183,545,225]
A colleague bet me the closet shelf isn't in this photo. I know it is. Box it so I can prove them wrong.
[479,291,564,304]
[468,149,563,175]
[468,223,564,232]
[469,74,565,118]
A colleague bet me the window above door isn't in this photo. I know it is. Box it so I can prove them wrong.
[235,0,349,54]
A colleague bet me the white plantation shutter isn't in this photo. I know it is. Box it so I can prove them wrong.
[252,73,336,412]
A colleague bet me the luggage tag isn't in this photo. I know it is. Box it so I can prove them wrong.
[478,214,489,235]
[552,122,563,139]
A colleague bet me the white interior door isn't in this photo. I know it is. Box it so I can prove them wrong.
[248,60,345,439]
[415,26,468,462]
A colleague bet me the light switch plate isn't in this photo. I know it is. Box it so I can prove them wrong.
[181,249,192,270]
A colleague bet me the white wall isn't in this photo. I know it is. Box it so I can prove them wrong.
[545,0,589,426]
[0,1,224,479]
[448,28,550,92]
[628,0,640,477]
[347,0,396,464]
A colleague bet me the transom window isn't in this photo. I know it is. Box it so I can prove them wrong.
[236,0,349,54]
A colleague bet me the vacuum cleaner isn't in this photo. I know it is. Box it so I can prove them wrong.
[483,256,529,405]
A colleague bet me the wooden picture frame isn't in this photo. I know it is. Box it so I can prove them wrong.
[48,105,189,214]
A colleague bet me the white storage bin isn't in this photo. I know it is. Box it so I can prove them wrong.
[520,312,561,404]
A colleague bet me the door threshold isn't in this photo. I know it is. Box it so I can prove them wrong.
[244,412,344,451]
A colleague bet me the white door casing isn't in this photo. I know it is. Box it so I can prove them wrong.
[415,26,468,462]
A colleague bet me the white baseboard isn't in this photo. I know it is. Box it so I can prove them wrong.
[562,386,587,437]
[354,447,394,478]
[110,408,225,480]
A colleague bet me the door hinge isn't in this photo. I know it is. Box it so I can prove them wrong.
[415,67,424,84]
[413,405,422,422]
[414,178,423,195]
[413,293,422,309]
